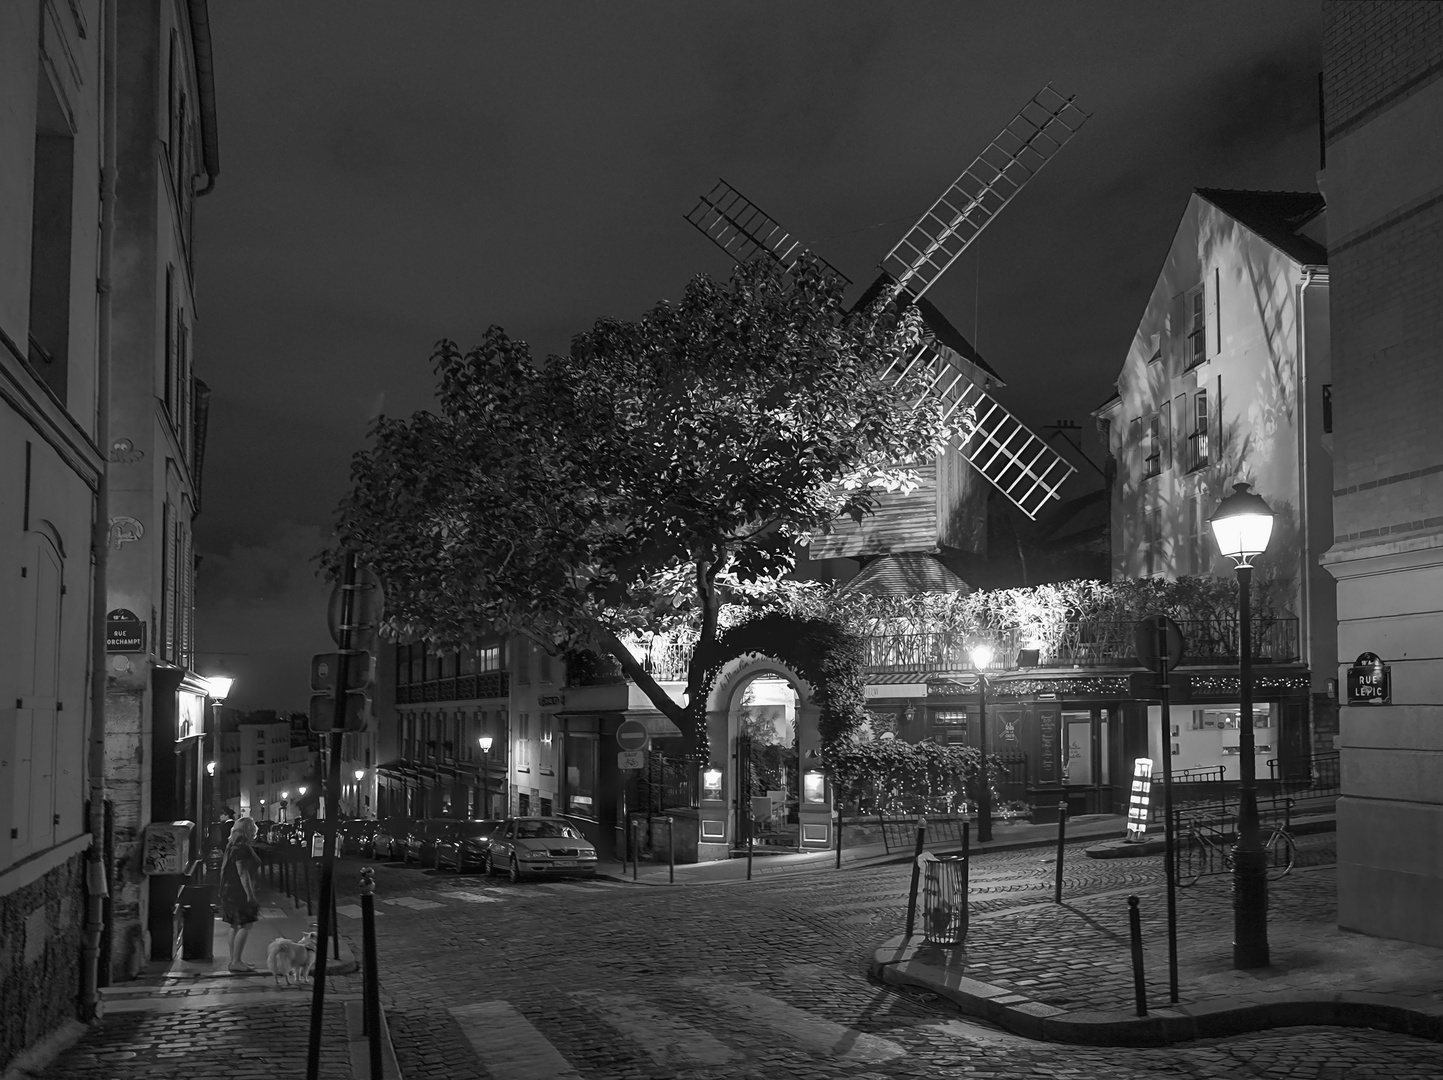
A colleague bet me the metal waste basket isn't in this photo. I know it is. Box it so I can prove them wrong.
[921,855,968,945]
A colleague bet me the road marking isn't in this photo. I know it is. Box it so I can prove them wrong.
[335,903,368,919]
[571,989,740,1068]
[437,889,507,903]
[380,896,443,911]
[678,977,906,1064]
[535,882,600,892]
[450,1001,582,1080]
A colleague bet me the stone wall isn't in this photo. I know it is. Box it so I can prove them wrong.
[0,853,85,1073]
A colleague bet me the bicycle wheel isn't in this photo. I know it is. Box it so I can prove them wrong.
[1265,828,1297,879]
[1178,834,1207,887]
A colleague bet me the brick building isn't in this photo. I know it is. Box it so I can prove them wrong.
[1320,1,1443,947]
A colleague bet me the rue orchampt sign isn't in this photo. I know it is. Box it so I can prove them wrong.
[106,608,145,653]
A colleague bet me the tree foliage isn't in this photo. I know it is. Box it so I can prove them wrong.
[327,256,956,756]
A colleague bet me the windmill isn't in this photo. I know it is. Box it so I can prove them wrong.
[685,84,1090,523]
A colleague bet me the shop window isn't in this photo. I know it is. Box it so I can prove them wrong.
[564,733,597,818]
[518,793,530,816]
[540,797,553,817]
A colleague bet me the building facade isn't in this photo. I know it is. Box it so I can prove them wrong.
[103,0,217,980]
[1094,188,1335,772]
[0,1,107,1067]
[1320,1,1443,947]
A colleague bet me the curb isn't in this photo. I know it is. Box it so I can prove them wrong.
[869,935,1443,1047]
[1086,815,1335,860]
[345,997,403,1080]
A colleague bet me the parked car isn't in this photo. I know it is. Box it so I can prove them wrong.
[434,819,504,872]
[369,818,410,860]
[340,819,379,857]
[402,819,453,867]
[486,817,598,883]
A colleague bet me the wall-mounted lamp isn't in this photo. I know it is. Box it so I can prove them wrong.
[803,770,825,804]
[702,766,723,801]
[206,760,216,777]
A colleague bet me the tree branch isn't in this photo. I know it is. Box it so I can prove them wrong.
[596,626,692,732]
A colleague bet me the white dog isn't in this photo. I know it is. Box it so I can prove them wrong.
[266,931,318,986]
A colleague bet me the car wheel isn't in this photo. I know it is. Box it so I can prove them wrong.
[508,856,521,885]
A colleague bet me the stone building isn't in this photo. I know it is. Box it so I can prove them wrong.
[1320,0,1443,947]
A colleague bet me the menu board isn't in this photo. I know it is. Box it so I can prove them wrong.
[1037,707,1058,783]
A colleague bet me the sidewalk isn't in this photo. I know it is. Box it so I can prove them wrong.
[871,863,1443,1046]
[8,881,401,1080]
[600,812,1132,885]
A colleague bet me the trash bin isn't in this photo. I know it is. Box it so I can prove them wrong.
[177,882,216,961]
[921,855,968,945]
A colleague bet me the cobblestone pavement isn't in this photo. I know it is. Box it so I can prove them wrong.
[305,836,1440,1079]
[30,1000,352,1079]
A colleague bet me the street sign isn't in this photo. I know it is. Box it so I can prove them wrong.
[618,750,646,770]
[105,608,146,653]
[1346,651,1391,705]
[327,566,384,650]
[309,690,371,732]
[1135,614,1185,672]
[616,719,650,752]
[310,651,375,692]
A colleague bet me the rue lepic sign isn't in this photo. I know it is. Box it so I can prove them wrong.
[1346,651,1391,705]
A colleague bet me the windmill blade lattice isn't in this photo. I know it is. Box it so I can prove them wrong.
[685,178,850,287]
[881,84,1089,303]
[889,341,1076,520]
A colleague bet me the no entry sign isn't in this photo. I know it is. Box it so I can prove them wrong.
[616,719,650,752]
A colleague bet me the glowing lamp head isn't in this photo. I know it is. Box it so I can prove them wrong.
[298,786,307,796]
[478,735,494,753]
[281,790,289,800]
[205,675,234,701]
[206,760,216,776]
[969,643,995,671]
[354,769,365,781]
[1209,482,1275,567]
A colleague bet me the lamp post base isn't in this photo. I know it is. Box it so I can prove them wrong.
[1231,843,1270,969]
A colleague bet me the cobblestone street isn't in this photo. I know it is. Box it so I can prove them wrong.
[32,835,1441,1079]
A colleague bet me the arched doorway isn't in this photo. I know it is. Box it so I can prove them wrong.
[700,654,832,859]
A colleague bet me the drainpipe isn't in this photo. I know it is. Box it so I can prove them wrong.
[81,0,119,1023]
[1296,266,1325,711]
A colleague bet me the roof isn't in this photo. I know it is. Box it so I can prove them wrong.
[840,553,972,597]
[851,273,1004,384]
[1194,189,1326,266]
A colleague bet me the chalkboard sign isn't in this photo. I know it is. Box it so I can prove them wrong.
[1038,708,1058,783]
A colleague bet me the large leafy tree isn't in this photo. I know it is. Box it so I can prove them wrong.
[328,256,958,757]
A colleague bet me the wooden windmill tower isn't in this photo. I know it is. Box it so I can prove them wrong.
[685,85,1090,578]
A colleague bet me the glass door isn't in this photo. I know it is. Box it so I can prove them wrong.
[1062,708,1114,815]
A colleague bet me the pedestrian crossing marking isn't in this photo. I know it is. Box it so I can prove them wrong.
[450,1001,583,1080]
[335,903,368,919]
[535,882,597,892]
[438,889,506,903]
[380,896,443,911]
[570,989,741,1068]
[678,977,906,1064]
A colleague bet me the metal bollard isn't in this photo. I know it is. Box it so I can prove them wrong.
[746,821,754,881]
[666,817,675,885]
[631,818,639,882]
[1128,894,1147,1017]
[1054,802,1068,904]
[904,817,928,938]
[303,854,313,917]
[835,811,843,871]
[331,888,340,961]
[360,867,383,1080]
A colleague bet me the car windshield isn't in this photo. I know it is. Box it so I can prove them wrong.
[515,820,579,839]
[456,821,498,837]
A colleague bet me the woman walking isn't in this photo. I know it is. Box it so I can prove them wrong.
[218,816,262,972]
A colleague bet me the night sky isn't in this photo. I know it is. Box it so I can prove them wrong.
[193,2,1325,713]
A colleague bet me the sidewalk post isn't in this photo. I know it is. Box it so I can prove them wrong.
[1054,801,1067,904]
[666,816,674,885]
[835,810,842,871]
[904,816,928,938]
[303,852,313,917]
[746,815,754,882]
[1128,894,1147,1017]
[1156,627,1180,1004]
[331,885,340,961]
[360,866,383,1080]
[631,817,639,883]
[961,820,970,896]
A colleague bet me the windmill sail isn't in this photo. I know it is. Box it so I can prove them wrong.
[881,84,1089,304]
[685,178,850,287]
[887,340,1075,520]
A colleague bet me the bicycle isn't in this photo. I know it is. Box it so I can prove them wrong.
[1176,813,1296,886]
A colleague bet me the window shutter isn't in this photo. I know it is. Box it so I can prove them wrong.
[1161,405,1172,472]
[1169,292,1186,367]
[1214,374,1224,463]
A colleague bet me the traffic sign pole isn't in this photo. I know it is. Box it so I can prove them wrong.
[308,551,356,1080]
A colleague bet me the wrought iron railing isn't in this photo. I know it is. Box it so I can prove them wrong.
[564,640,695,687]
[860,617,1299,673]
[1269,751,1339,802]
[395,670,508,704]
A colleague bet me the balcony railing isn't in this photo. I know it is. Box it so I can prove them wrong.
[565,640,696,688]
[862,617,1299,673]
[395,669,509,705]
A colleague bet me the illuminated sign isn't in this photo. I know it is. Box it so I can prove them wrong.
[1125,757,1154,842]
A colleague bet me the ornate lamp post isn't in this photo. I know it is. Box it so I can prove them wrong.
[1209,481,1276,970]
[281,790,290,824]
[969,644,995,843]
[478,736,494,818]
[203,676,233,855]
[354,769,366,817]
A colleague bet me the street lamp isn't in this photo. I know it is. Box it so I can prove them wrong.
[354,769,365,817]
[281,790,290,823]
[1209,481,1276,970]
[478,735,494,818]
[969,643,995,843]
[203,676,234,862]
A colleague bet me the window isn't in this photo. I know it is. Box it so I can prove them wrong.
[1143,507,1161,577]
[538,649,552,683]
[1188,390,1210,471]
[540,714,554,776]
[256,750,265,763]
[477,643,502,672]
[1186,284,1206,369]
[28,72,75,398]
[516,713,531,771]
[459,647,476,676]
[396,646,411,686]
[516,643,530,685]
[1144,415,1161,478]
[408,644,423,686]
